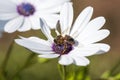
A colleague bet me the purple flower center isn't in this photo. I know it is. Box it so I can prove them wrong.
[17,3,35,16]
[52,35,75,55]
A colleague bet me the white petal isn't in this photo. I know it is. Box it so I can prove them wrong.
[60,2,73,35]
[0,0,16,12]
[76,17,106,41]
[35,0,62,13]
[72,57,90,66]
[11,0,24,4]
[0,13,18,20]
[0,9,14,13]
[38,54,59,58]
[37,0,70,9]
[17,37,54,55]
[27,36,51,46]
[40,5,61,13]
[84,17,106,32]
[30,16,40,30]
[15,37,52,51]
[69,46,99,57]
[40,18,54,42]
[0,1,17,20]
[20,36,52,46]
[70,6,93,38]
[58,55,73,65]
[26,0,40,5]
[71,43,110,57]
[92,43,110,54]
[40,14,59,29]
[4,16,23,33]
[81,29,110,44]
[30,49,54,55]
[18,18,31,32]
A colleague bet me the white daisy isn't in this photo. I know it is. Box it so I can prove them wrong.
[0,0,70,33]
[15,3,110,66]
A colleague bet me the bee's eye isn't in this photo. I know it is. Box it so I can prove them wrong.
[54,39,57,43]
[68,38,74,42]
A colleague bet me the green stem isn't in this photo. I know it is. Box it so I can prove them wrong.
[58,64,76,80]
[1,41,14,77]
[58,64,67,80]
[62,65,66,80]
[9,53,36,80]
[82,66,89,80]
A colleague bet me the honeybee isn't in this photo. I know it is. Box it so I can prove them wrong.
[65,35,75,45]
[54,35,64,44]
[54,35,75,45]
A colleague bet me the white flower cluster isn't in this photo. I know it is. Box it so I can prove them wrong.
[0,0,110,66]
[0,0,70,33]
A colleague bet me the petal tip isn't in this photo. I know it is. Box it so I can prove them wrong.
[103,44,111,52]
[87,6,93,11]
[99,16,106,23]
[105,29,110,37]
[4,27,14,33]
[14,39,21,45]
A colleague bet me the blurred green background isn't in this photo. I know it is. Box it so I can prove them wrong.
[0,0,120,80]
